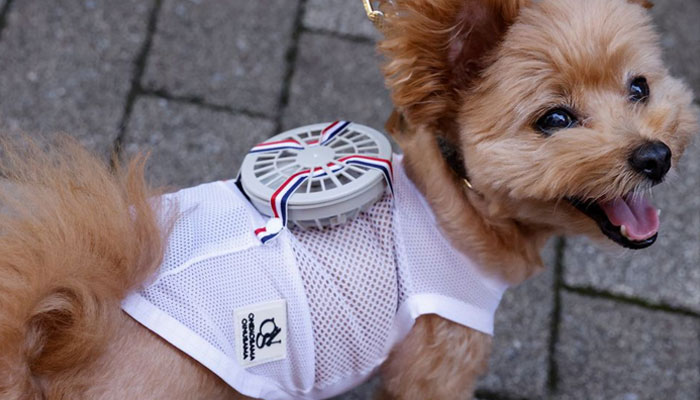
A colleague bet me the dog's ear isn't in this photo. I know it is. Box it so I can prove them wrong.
[627,0,653,9]
[380,0,527,129]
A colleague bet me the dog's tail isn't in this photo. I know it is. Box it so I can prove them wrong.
[0,137,172,397]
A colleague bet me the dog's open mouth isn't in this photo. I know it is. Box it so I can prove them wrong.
[568,194,659,249]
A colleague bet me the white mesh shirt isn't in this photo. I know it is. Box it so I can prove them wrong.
[121,157,508,400]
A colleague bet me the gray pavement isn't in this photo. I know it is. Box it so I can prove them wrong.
[0,1,697,399]
[304,0,380,40]
[652,0,700,97]
[142,0,299,116]
[124,96,275,187]
[478,241,558,399]
[281,32,391,132]
[0,0,152,155]
[555,292,699,400]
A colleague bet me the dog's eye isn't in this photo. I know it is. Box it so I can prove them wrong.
[535,108,577,135]
[629,76,649,102]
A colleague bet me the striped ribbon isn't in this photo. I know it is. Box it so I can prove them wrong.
[249,138,305,153]
[254,163,343,243]
[337,154,393,194]
[319,120,351,146]
[249,121,393,244]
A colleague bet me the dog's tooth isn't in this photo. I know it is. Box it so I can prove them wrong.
[620,224,629,239]
[657,209,661,217]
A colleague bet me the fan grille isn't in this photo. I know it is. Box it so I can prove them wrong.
[241,122,393,227]
[251,125,382,194]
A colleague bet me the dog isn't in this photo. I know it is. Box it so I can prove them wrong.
[0,0,697,399]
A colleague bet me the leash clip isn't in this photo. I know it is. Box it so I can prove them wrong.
[362,0,390,30]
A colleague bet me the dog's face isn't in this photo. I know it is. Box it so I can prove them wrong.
[382,0,698,250]
[461,0,697,249]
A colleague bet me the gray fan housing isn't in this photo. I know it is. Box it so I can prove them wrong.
[240,122,393,229]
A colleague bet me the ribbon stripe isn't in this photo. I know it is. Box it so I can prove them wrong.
[248,121,392,244]
[319,120,351,146]
[255,227,278,244]
[249,139,305,153]
[338,155,394,194]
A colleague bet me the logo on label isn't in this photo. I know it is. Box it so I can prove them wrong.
[256,318,282,349]
[235,300,287,368]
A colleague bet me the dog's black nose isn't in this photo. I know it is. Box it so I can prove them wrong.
[629,141,672,183]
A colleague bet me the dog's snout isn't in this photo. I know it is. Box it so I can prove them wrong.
[628,141,672,183]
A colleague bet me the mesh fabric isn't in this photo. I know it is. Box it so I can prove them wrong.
[122,158,507,400]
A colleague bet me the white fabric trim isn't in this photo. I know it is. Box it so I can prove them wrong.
[405,293,497,335]
[384,294,499,358]
[122,293,286,400]
[123,292,383,400]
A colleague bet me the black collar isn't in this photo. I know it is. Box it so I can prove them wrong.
[436,136,469,181]
[388,110,474,190]
[436,136,477,192]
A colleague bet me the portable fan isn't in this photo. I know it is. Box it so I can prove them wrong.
[239,122,393,230]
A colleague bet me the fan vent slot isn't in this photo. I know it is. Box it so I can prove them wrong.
[337,173,352,185]
[254,167,274,178]
[307,178,323,193]
[346,168,363,179]
[278,150,297,158]
[254,161,273,170]
[324,178,337,190]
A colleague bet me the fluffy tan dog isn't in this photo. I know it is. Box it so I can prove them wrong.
[0,0,696,399]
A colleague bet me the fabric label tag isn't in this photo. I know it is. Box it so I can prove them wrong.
[234,299,287,368]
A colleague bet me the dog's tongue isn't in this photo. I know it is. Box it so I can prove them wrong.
[598,195,659,240]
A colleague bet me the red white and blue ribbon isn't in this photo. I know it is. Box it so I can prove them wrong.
[249,121,392,244]
[249,139,305,153]
[318,120,351,146]
[337,154,394,194]
[253,163,344,243]
[307,120,351,146]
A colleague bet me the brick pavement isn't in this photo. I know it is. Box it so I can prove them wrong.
[0,1,697,399]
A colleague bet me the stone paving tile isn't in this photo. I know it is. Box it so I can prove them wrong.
[142,0,299,117]
[281,32,392,134]
[123,97,275,188]
[330,378,498,400]
[563,138,700,312]
[478,239,557,399]
[303,0,381,40]
[0,0,153,155]
[555,292,700,400]
[651,0,700,95]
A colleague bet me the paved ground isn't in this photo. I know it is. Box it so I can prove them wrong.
[0,1,697,399]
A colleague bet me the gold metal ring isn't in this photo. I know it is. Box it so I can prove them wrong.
[362,0,385,29]
[463,178,474,190]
